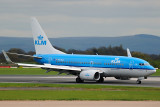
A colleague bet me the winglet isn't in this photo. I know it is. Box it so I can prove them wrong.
[2,50,14,63]
[127,48,132,57]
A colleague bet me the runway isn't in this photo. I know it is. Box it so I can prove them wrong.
[0,75,159,87]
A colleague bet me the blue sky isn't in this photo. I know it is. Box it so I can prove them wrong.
[0,0,160,38]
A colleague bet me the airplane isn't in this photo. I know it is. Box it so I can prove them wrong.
[2,17,156,84]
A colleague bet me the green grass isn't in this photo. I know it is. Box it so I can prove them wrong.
[1,90,160,100]
[0,83,160,100]
[0,68,159,101]
[0,83,160,92]
[0,83,159,90]
[0,68,64,75]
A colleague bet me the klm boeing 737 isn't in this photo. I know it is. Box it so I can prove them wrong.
[2,17,156,84]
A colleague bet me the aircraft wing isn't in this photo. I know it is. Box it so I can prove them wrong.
[2,50,81,73]
[17,63,82,71]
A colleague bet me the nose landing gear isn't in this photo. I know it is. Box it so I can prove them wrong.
[136,77,145,84]
[136,80,141,84]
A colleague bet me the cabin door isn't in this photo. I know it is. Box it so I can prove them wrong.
[48,57,52,64]
[129,60,134,70]
[90,61,94,67]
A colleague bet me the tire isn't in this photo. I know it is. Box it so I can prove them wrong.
[76,77,84,83]
[136,80,141,84]
[96,77,104,83]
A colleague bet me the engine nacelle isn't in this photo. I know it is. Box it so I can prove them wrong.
[79,70,100,81]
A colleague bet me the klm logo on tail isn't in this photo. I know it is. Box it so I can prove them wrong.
[35,35,46,45]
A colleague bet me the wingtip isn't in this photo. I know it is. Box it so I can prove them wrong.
[2,50,14,64]
[2,50,5,54]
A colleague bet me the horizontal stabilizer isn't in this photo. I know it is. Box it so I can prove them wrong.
[6,52,42,59]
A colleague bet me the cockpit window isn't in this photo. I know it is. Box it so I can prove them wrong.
[139,63,144,66]
[144,63,150,66]
[139,63,150,66]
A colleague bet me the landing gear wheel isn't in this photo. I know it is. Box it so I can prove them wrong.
[96,77,104,83]
[136,80,141,84]
[76,77,84,83]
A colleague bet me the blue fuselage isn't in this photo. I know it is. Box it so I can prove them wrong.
[34,54,155,70]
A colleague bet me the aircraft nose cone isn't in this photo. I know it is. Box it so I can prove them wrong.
[146,67,156,75]
[152,69,156,73]
[150,69,156,74]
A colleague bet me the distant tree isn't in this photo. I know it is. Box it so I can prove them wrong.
[6,48,34,62]
[27,51,36,55]
[68,49,85,54]
[54,46,66,53]
[8,48,26,54]
[0,53,5,62]
[132,52,151,62]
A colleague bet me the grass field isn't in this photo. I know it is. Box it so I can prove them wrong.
[0,68,159,76]
[0,68,63,75]
[0,83,160,100]
[0,68,159,101]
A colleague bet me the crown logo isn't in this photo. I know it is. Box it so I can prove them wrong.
[37,35,43,40]
[35,35,47,45]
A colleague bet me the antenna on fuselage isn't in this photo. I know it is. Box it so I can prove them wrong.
[127,48,132,57]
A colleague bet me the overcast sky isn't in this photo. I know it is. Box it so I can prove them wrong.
[0,0,160,38]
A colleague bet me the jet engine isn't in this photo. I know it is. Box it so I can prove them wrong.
[79,70,100,81]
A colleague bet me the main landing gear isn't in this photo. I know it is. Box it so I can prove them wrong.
[76,77,84,83]
[96,77,104,83]
[76,77,104,83]
[136,80,141,84]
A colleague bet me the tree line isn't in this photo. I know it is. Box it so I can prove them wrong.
[0,45,160,68]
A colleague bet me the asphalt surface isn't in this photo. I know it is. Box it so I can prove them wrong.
[0,75,159,87]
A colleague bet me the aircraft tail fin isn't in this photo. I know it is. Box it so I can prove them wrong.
[31,17,65,54]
